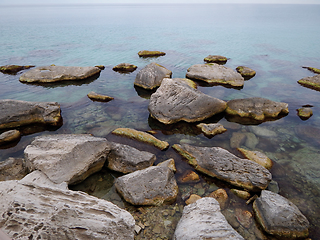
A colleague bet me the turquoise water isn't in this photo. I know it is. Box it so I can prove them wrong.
[1,4,320,239]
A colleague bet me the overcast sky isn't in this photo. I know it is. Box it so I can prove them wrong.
[1,0,320,5]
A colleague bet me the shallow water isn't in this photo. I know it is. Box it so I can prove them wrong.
[1,3,320,239]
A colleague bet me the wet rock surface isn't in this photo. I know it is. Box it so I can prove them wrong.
[87,91,114,102]
[237,148,273,170]
[112,63,137,72]
[298,74,320,91]
[138,50,166,57]
[297,107,313,120]
[0,64,34,74]
[0,157,28,181]
[197,123,227,137]
[204,55,228,64]
[236,66,256,79]
[148,78,227,124]
[0,130,21,145]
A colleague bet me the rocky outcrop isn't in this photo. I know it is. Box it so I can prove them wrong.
[0,65,34,74]
[0,158,28,181]
[114,159,178,206]
[204,55,228,64]
[0,171,135,240]
[236,66,256,79]
[106,142,156,173]
[0,99,62,129]
[113,63,137,72]
[173,197,244,240]
[87,91,114,102]
[186,63,244,87]
[138,50,166,57]
[134,62,172,90]
[172,144,272,191]
[226,97,289,121]
[19,65,101,83]
[237,148,273,170]
[253,190,310,238]
[148,78,227,124]
[24,134,112,185]
[0,130,21,145]
[298,74,320,91]
[196,123,227,137]
[112,128,169,150]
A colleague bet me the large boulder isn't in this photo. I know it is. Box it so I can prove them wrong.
[186,63,244,87]
[0,99,62,130]
[0,171,135,240]
[253,190,310,238]
[298,74,320,91]
[226,97,289,121]
[106,142,156,173]
[24,134,112,185]
[114,159,178,206]
[19,65,101,83]
[148,78,227,124]
[134,62,172,90]
[172,144,272,191]
[173,197,244,240]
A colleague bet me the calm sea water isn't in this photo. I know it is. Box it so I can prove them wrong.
[1,4,320,239]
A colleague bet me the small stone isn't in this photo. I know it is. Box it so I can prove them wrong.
[0,130,21,145]
[266,180,280,193]
[236,66,256,79]
[204,55,228,64]
[178,170,200,183]
[134,225,142,234]
[196,123,227,137]
[87,91,114,102]
[208,189,228,210]
[185,194,202,205]
[237,148,273,170]
[297,107,313,120]
[113,63,137,73]
[138,50,166,57]
[231,189,251,200]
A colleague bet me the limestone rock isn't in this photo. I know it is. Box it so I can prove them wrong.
[148,78,227,124]
[19,65,101,83]
[87,91,114,102]
[107,142,156,173]
[236,66,256,79]
[208,188,228,209]
[185,194,202,205]
[253,190,310,238]
[298,74,320,91]
[134,62,172,90]
[112,128,169,150]
[115,160,178,206]
[226,97,289,121]
[0,158,28,181]
[173,197,244,240]
[186,63,244,87]
[24,134,112,185]
[172,144,272,191]
[0,130,21,145]
[113,63,137,73]
[196,123,227,137]
[204,55,228,64]
[138,50,166,57]
[0,64,34,74]
[237,148,273,170]
[297,107,313,120]
[0,171,135,240]
[0,99,62,130]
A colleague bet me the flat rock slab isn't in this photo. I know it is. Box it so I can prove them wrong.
[226,97,289,121]
[107,142,156,173]
[148,78,226,124]
[24,134,112,185]
[19,65,101,83]
[186,63,244,87]
[138,50,166,57]
[298,74,320,91]
[0,171,135,240]
[173,197,244,240]
[172,144,272,191]
[0,99,62,130]
[253,190,310,238]
[134,62,172,90]
[114,159,178,206]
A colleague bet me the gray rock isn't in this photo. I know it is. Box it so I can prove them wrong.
[113,63,137,72]
[19,65,101,83]
[298,74,320,91]
[107,142,156,173]
[148,78,226,124]
[186,63,244,87]
[172,144,272,191]
[114,159,178,205]
[173,197,244,240]
[134,62,172,90]
[0,130,21,145]
[0,171,135,240]
[0,99,62,130]
[253,190,309,238]
[24,134,112,185]
[0,158,28,181]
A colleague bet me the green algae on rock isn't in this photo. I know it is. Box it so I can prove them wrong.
[302,66,320,74]
[236,66,256,79]
[112,128,169,150]
[138,50,166,57]
[0,65,34,74]
[204,55,228,64]
[112,63,137,73]
[298,74,320,91]
[87,91,114,102]
[297,107,313,120]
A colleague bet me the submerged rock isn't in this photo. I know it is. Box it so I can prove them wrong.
[172,144,272,191]
[0,64,34,74]
[148,78,227,124]
[0,130,21,145]
[0,171,135,240]
[87,91,114,102]
[0,157,28,181]
[253,190,310,238]
[138,50,166,57]
[112,63,137,73]
[204,55,228,64]
[237,148,273,170]
[24,134,112,185]
[0,99,62,130]
[178,170,200,183]
[173,197,244,240]
[231,189,251,200]
[208,188,229,210]
[298,74,320,91]
[186,63,244,87]
[236,66,256,79]
[196,123,227,137]
[114,159,178,206]
[19,65,101,83]
[185,194,202,205]
[134,62,172,90]
[297,107,313,120]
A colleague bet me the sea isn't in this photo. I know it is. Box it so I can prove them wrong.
[0,4,320,239]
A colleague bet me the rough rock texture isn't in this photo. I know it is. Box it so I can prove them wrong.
[19,65,101,83]
[114,159,178,206]
[138,50,166,57]
[112,63,137,72]
[0,158,28,181]
[226,97,289,121]
[186,63,244,87]
[0,99,62,129]
[0,130,21,145]
[134,62,172,90]
[173,197,244,240]
[0,171,135,240]
[196,123,227,137]
[24,134,112,185]
[297,107,313,120]
[298,74,320,91]
[253,190,310,238]
[172,144,272,191]
[107,142,156,173]
[0,65,34,74]
[87,91,114,102]
[148,78,227,124]
[237,148,273,170]
[112,128,169,150]
[236,66,256,79]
